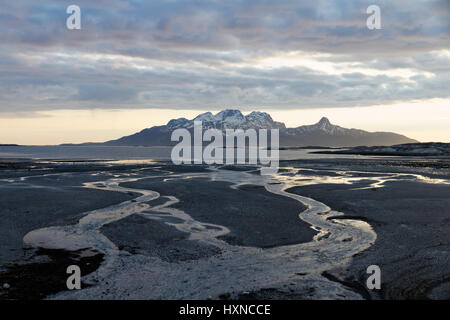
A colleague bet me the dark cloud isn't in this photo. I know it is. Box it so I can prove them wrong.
[74,84,138,102]
[0,0,449,113]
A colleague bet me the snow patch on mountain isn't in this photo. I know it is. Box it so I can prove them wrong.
[167,109,285,130]
[104,109,418,147]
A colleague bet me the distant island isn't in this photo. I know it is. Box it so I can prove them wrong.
[72,109,418,148]
[313,142,450,156]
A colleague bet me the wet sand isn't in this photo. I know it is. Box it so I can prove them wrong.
[120,178,315,248]
[0,181,136,268]
[0,158,449,300]
[287,180,450,299]
[282,158,450,299]
[101,214,222,262]
[0,248,103,300]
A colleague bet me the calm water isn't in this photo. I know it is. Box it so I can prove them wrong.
[0,145,363,161]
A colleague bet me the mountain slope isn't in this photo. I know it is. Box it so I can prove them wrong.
[103,110,418,147]
[280,117,417,147]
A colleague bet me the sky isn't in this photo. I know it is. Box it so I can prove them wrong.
[0,0,449,145]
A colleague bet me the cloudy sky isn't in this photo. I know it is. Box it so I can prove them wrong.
[1,0,449,144]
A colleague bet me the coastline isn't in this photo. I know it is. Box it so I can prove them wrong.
[0,157,449,300]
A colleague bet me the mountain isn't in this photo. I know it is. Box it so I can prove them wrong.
[102,109,418,147]
[279,117,418,147]
[166,110,285,131]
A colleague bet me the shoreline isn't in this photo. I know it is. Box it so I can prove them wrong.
[0,158,449,299]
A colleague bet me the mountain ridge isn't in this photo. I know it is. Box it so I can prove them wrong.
[101,109,418,147]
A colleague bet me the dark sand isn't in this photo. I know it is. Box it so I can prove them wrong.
[121,178,316,248]
[287,179,450,299]
[0,161,232,299]
[101,214,221,262]
[157,164,212,173]
[0,177,137,268]
[281,158,450,180]
[0,248,103,300]
[1,158,449,300]
[146,196,172,207]
[219,165,259,172]
[237,287,317,300]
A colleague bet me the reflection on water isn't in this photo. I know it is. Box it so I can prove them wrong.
[275,167,450,188]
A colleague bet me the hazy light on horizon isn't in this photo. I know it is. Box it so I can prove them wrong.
[1,99,449,145]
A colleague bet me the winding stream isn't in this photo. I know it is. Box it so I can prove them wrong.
[19,165,384,299]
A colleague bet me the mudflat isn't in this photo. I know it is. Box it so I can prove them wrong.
[101,214,222,262]
[0,158,449,300]
[0,180,136,267]
[284,158,450,299]
[120,178,315,248]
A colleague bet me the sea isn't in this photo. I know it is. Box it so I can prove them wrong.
[0,145,363,162]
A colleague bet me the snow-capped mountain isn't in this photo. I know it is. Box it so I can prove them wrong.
[167,110,285,130]
[278,116,418,146]
[103,109,418,147]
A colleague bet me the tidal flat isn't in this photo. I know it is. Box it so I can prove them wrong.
[0,157,449,300]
